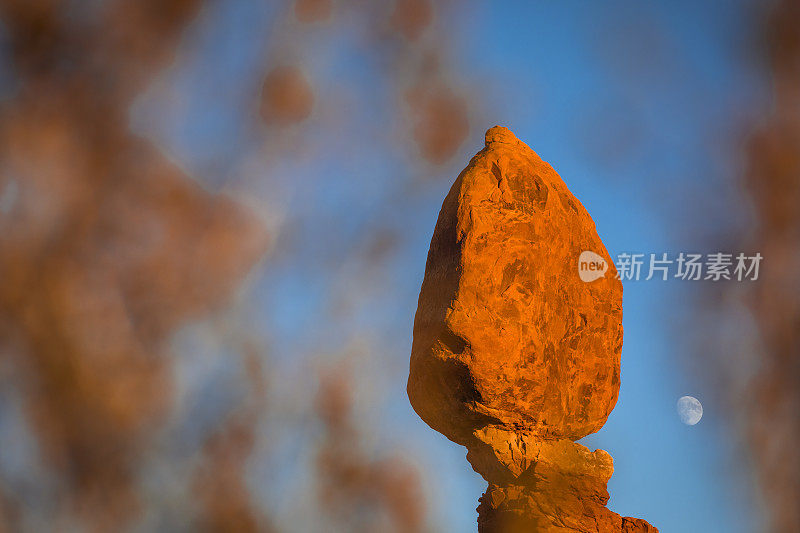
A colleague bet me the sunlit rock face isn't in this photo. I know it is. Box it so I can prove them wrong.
[408,125,622,445]
[407,127,656,532]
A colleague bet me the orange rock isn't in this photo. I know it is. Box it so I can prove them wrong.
[408,125,622,445]
[407,126,656,532]
[470,428,656,532]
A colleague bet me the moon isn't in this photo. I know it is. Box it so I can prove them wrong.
[677,396,703,425]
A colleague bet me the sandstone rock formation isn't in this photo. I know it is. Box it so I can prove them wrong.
[408,126,657,532]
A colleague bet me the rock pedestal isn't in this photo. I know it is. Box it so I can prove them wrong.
[407,126,656,532]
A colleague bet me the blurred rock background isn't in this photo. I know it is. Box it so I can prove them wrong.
[0,1,795,532]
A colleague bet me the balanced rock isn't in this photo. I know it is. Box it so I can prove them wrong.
[407,126,656,532]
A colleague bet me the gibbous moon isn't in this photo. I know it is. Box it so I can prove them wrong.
[677,396,703,425]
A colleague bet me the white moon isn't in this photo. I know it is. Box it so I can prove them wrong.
[677,396,703,425]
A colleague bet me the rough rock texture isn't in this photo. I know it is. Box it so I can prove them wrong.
[469,428,657,533]
[407,126,656,532]
[408,125,623,445]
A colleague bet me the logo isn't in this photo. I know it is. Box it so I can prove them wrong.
[578,251,608,282]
